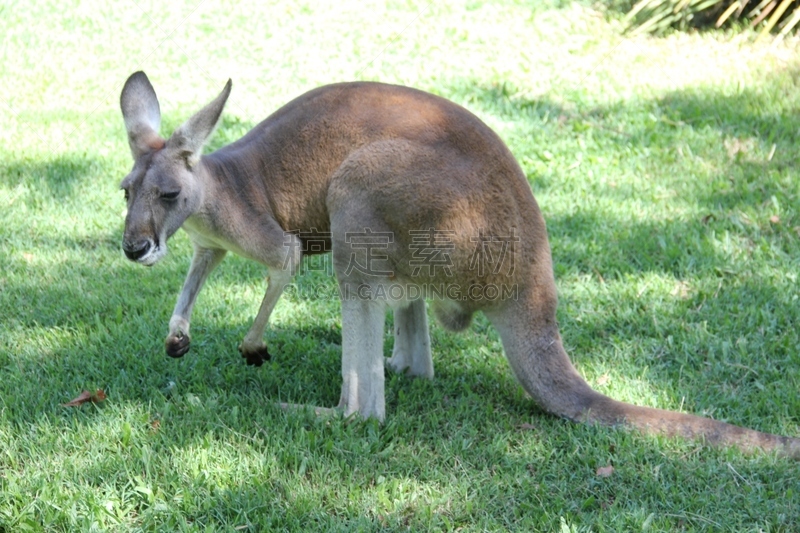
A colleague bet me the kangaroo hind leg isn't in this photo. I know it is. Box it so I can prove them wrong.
[338,296,387,421]
[386,298,433,378]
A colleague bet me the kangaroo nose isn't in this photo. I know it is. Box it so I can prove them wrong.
[123,240,152,261]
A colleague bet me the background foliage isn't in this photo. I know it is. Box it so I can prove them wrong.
[620,0,800,37]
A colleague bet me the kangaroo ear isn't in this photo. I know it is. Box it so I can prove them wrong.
[120,71,164,158]
[169,79,232,168]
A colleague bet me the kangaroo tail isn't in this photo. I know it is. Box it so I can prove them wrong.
[487,301,800,459]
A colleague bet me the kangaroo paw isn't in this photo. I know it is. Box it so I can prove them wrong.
[165,332,191,358]
[239,343,271,367]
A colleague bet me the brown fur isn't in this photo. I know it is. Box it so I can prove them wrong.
[119,72,799,458]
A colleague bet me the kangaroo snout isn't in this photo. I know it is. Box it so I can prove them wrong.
[122,239,154,262]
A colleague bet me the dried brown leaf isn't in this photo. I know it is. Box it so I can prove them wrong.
[596,465,614,477]
[516,423,537,431]
[62,389,106,407]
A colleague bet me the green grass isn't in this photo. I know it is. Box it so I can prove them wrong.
[1,0,800,531]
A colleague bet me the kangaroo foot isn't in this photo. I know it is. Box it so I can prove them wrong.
[239,342,271,366]
[165,331,191,358]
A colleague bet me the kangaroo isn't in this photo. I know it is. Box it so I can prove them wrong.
[119,71,799,458]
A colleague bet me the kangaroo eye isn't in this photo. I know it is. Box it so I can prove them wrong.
[122,188,129,201]
[160,190,180,201]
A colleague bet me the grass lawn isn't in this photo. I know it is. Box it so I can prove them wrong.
[2,0,800,530]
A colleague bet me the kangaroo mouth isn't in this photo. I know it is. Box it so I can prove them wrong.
[139,239,164,266]
[123,237,165,266]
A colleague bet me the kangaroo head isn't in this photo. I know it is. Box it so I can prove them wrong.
[119,71,231,265]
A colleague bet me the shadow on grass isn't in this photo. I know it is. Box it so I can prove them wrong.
[0,153,100,203]
[0,114,256,210]
[459,70,800,205]
[0,236,341,412]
